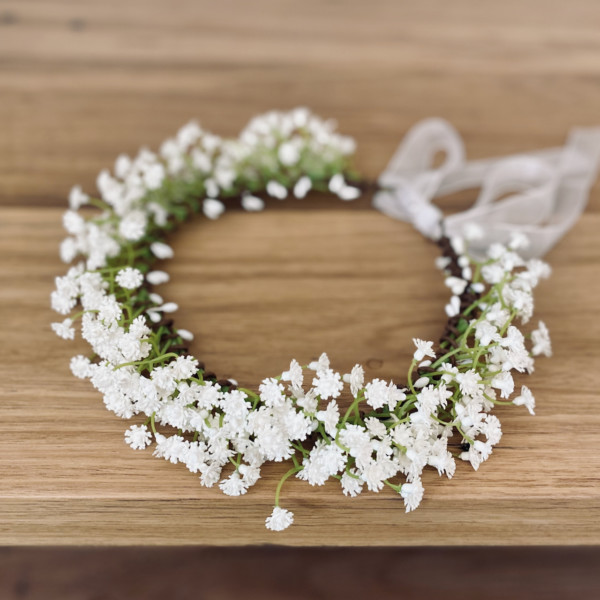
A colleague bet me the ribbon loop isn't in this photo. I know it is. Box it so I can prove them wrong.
[378,117,465,186]
[374,118,464,239]
[374,120,600,258]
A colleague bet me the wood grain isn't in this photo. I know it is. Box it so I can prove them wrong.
[1,0,600,546]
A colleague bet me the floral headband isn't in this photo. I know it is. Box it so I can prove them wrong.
[51,108,600,531]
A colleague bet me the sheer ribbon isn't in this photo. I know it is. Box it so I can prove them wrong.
[373,119,600,258]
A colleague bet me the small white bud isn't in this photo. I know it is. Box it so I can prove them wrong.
[150,242,174,260]
[266,180,288,199]
[146,270,170,285]
[241,195,265,211]
[328,173,345,193]
[203,198,225,220]
[293,176,312,199]
[337,185,360,201]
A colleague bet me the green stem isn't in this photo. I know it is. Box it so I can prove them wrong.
[407,360,417,395]
[275,466,302,507]
[341,395,363,426]
[87,197,111,211]
[384,479,402,493]
[430,348,463,370]
[114,352,179,370]
[483,392,513,406]
[456,424,475,445]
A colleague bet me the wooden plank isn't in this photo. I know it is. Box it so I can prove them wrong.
[1,206,599,545]
[1,0,600,545]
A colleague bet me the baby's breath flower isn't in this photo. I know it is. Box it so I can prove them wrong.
[400,478,424,512]
[51,318,75,340]
[143,163,166,190]
[265,506,294,532]
[219,472,248,496]
[70,355,93,378]
[125,425,152,450]
[114,154,132,179]
[491,371,515,399]
[481,263,506,284]
[59,237,78,263]
[343,364,365,397]
[297,441,346,486]
[341,470,363,497]
[239,464,261,486]
[364,378,389,410]
[316,400,340,437]
[68,185,89,210]
[474,320,500,346]
[486,303,511,328]
[116,267,144,290]
[259,378,285,408]
[63,210,86,235]
[455,369,482,397]
[364,379,404,410]
[281,359,303,389]
[365,416,386,438]
[513,385,536,415]
[200,463,222,488]
[308,352,330,372]
[439,363,459,383]
[119,210,147,241]
[278,141,300,166]
[296,389,318,414]
[531,321,552,357]
[412,339,435,362]
[312,368,343,400]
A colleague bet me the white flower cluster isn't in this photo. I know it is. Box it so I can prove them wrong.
[51,111,552,532]
[57,108,358,273]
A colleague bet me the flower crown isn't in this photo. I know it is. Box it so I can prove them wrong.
[52,108,597,532]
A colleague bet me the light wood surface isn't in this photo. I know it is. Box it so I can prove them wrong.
[1,0,600,546]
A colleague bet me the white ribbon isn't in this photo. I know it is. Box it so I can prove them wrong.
[374,119,600,258]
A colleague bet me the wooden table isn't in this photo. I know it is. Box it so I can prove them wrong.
[1,0,599,546]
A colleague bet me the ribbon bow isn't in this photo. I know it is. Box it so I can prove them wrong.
[373,119,600,258]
